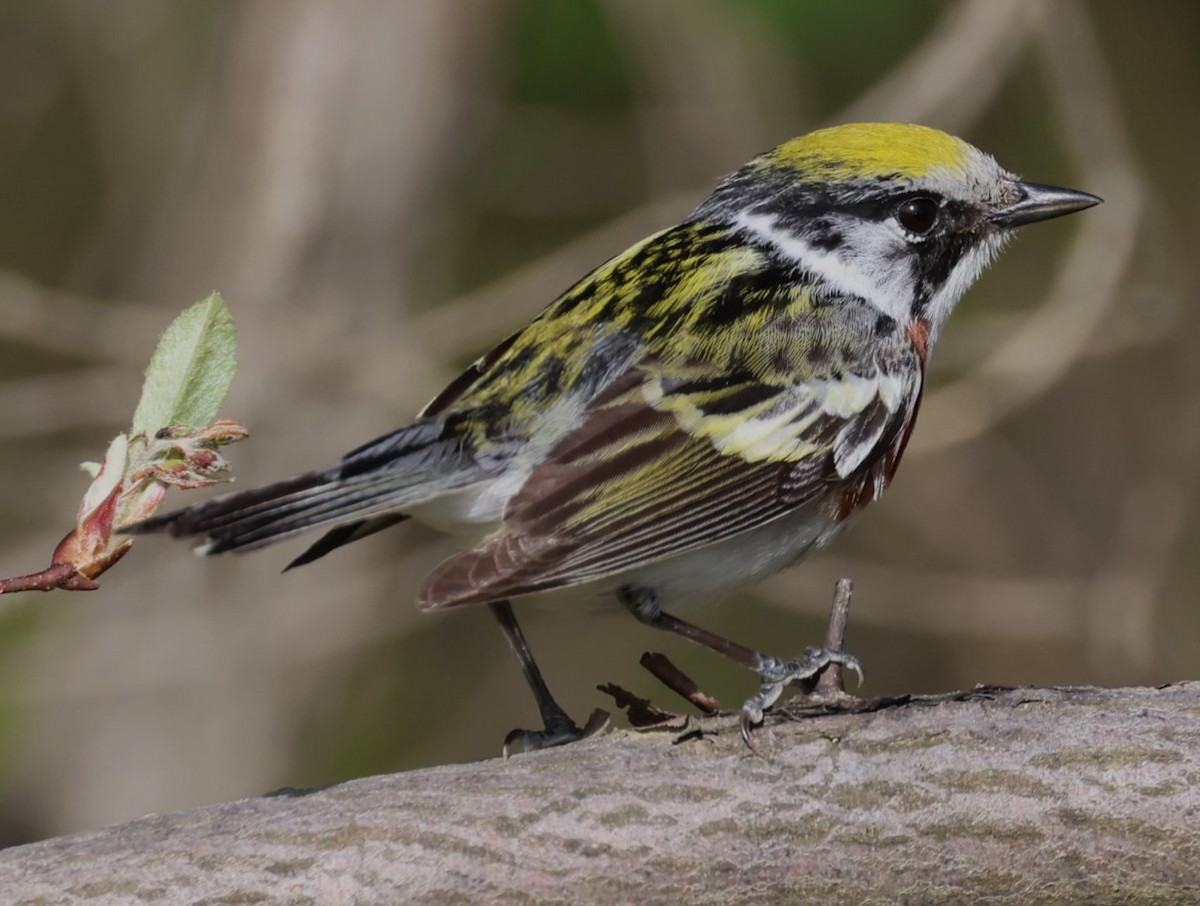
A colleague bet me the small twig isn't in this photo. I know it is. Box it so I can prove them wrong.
[639,652,721,715]
[0,563,98,595]
[815,578,854,696]
[596,683,677,729]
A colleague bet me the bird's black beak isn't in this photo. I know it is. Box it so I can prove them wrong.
[991,181,1103,228]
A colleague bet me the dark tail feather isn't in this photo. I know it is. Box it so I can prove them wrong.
[284,514,409,570]
[126,467,353,553]
[124,419,482,556]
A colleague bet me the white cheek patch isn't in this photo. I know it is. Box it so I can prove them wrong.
[736,211,878,300]
[735,211,914,324]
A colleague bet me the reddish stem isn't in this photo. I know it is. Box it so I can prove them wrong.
[815,578,854,695]
[640,652,721,715]
[0,563,97,595]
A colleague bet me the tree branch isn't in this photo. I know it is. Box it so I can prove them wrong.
[2,684,1198,904]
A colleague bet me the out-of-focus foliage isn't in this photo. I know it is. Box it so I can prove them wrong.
[1,0,1198,844]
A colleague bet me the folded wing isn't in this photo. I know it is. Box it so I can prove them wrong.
[418,344,921,609]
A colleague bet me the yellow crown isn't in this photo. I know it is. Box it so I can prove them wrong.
[764,123,974,180]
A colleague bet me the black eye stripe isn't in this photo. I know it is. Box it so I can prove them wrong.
[738,189,983,242]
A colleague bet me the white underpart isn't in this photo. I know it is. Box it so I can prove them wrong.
[625,504,841,604]
[535,501,851,609]
[405,466,530,545]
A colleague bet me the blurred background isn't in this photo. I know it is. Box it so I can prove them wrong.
[1,0,1197,844]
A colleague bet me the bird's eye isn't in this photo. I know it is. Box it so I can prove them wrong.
[896,197,940,236]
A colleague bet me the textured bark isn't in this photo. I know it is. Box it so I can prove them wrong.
[2,684,1198,905]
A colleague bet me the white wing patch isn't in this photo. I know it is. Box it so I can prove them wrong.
[813,373,879,417]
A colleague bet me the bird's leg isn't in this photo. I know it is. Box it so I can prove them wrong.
[617,585,862,744]
[488,599,585,755]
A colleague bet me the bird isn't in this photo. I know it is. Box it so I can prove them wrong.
[127,123,1102,751]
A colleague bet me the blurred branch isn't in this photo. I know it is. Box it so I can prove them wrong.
[930,304,1175,371]
[1,684,1196,903]
[407,196,695,360]
[0,368,137,440]
[603,0,788,184]
[0,272,160,366]
[1036,1,1200,675]
[839,0,1039,128]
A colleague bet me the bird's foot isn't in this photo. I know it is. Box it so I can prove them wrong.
[739,646,864,745]
[501,708,609,758]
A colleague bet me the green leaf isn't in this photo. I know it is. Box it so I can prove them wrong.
[131,292,237,436]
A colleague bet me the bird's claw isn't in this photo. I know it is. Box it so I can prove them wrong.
[739,646,864,746]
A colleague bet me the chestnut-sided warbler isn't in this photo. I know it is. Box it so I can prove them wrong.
[131,123,1101,749]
